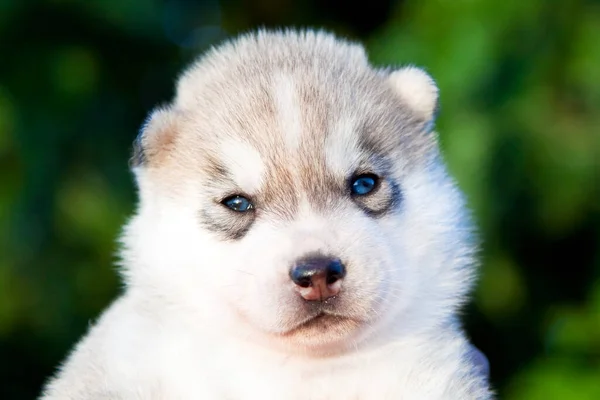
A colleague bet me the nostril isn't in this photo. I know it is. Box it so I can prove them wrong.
[290,265,315,288]
[296,277,312,288]
[326,273,340,285]
[325,259,346,285]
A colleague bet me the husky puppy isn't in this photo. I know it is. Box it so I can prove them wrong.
[41,29,492,399]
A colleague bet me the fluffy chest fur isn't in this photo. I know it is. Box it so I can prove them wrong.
[45,295,486,400]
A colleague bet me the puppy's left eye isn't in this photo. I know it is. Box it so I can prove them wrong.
[221,195,254,212]
[350,174,379,196]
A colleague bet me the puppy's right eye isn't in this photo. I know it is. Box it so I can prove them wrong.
[221,195,254,212]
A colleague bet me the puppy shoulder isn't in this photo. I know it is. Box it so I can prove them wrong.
[40,295,162,399]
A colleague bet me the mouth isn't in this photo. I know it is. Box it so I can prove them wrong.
[281,312,362,340]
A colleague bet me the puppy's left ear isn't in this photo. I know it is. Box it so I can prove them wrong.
[387,66,439,128]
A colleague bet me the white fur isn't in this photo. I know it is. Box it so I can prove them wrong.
[324,116,361,175]
[272,73,303,152]
[219,139,266,194]
[40,29,492,400]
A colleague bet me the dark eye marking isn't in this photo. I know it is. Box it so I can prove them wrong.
[221,195,254,212]
[349,174,380,196]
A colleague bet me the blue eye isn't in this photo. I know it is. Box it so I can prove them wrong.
[222,195,253,212]
[351,174,379,196]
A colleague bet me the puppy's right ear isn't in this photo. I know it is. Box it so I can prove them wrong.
[130,106,180,169]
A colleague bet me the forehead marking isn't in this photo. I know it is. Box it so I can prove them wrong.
[218,139,266,194]
[272,74,303,152]
[324,116,362,176]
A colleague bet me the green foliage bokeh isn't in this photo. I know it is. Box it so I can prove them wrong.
[0,0,598,398]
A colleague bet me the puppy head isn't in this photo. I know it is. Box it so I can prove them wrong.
[121,30,477,355]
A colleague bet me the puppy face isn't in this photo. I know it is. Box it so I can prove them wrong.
[123,31,476,354]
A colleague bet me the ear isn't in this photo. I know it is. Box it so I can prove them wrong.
[130,106,180,169]
[387,66,439,124]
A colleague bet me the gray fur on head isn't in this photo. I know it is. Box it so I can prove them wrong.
[132,30,440,173]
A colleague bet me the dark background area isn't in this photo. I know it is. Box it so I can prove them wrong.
[1,0,599,398]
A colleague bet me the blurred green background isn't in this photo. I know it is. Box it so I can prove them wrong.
[1,0,599,398]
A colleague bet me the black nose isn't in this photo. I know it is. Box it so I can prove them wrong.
[289,256,346,301]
